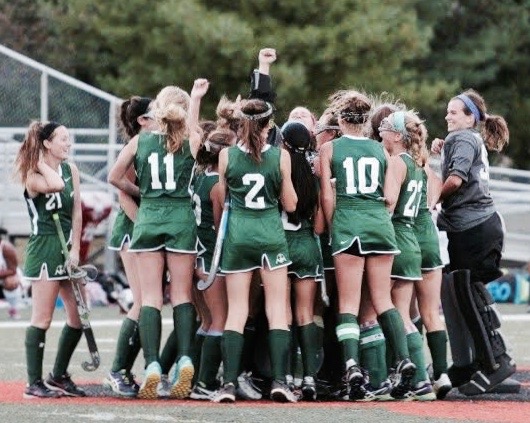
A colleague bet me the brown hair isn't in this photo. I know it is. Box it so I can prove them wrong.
[216,96,242,134]
[455,89,509,152]
[119,96,151,140]
[195,127,237,172]
[153,86,190,154]
[330,89,371,126]
[239,99,272,163]
[14,121,62,184]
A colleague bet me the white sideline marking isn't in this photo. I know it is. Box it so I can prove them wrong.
[0,318,174,329]
[1,315,530,330]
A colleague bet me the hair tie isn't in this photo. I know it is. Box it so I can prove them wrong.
[457,94,481,123]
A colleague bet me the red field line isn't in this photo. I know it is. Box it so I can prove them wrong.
[2,381,529,423]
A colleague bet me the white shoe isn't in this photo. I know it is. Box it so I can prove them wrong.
[433,373,452,399]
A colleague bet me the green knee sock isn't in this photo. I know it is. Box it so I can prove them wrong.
[241,321,256,372]
[426,330,448,380]
[197,334,222,387]
[173,303,196,360]
[139,306,161,366]
[25,326,46,384]
[125,319,141,372]
[412,315,423,335]
[360,325,387,387]
[378,308,409,363]
[191,328,207,383]
[112,318,138,372]
[407,332,428,385]
[160,330,177,375]
[221,330,244,385]
[53,324,82,377]
[268,329,291,382]
[336,313,360,368]
[298,323,320,378]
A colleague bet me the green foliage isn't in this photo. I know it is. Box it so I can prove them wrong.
[1,0,529,167]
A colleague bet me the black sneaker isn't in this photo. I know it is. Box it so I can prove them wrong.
[346,365,368,401]
[301,376,317,401]
[44,372,86,397]
[211,383,236,403]
[103,370,138,397]
[190,382,216,400]
[362,379,394,402]
[389,359,416,399]
[270,379,298,403]
[23,379,62,399]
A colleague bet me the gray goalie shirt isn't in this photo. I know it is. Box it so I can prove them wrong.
[437,128,496,232]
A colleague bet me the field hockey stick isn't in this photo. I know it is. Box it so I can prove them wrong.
[315,235,330,307]
[52,213,101,371]
[197,196,230,291]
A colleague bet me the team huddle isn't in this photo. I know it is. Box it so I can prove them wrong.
[14,48,515,403]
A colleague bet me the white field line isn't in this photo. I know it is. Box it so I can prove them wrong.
[2,315,530,330]
[0,318,175,329]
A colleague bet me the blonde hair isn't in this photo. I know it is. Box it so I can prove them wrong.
[153,86,190,154]
[216,95,242,133]
[397,110,428,167]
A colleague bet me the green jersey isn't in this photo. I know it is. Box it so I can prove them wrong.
[134,131,194,200]
[24,162,74,237]
[392,153,424,226]
[192,170,219,233]
[225,144,282,212]
[331,136,387,208]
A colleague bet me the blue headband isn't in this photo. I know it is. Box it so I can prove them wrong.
[392,111,409,140]
[457,94,481,123]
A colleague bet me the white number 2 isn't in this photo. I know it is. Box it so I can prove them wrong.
[403,180,423,217]
[45,193,62,211]
[243,173,265,209]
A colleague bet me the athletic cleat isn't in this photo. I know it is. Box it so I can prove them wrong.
[103,370,139,397]
[126,371,140,393]
[405,380,436,401]
[433,373,452,399]
[169,356,194,399]
[301,376,317,401]
[346,365,367,401]
[190,382,216,400]
[211,382,236,403]
[23,379,62,399]
[390,358,416,399]
[157,374,170,398]
[138,361,162,399]
[44,372,86,397]
[362,379,394,402]
[270,379,298,403]
[236,371,262,400]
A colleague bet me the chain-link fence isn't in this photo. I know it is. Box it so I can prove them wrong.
[0,44,122,271]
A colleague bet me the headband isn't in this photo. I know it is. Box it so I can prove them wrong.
[241,102,273,121]
[457,94,481,123]
[389,111,411,142]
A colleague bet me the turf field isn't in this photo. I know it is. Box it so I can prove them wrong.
[0,303,529,423]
